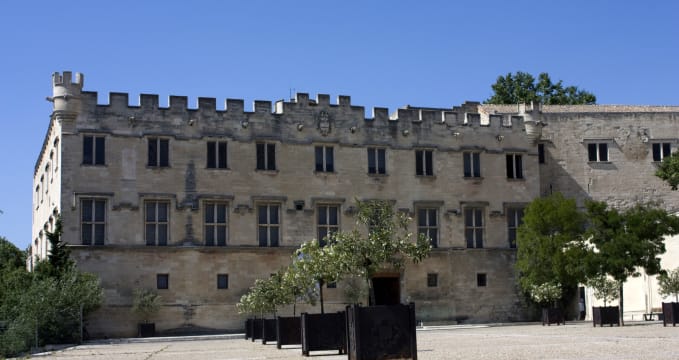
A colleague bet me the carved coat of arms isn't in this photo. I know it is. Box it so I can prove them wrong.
[318,111,331,136]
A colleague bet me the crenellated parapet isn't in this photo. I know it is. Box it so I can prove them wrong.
[54,71,541,149]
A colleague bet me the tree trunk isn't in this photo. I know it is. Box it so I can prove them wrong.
[319,280,324,314]
[619,283,624,326]
[368,278,375,306]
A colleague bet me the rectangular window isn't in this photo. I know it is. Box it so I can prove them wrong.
[507,208,524,248]
[506,154,523,179]
[315,146,334,172]
[418,208,438,248]
[83,135,105,165]
[205,202,228,246]
[157,274,169,289]
[317,204,339,246]
[367,148,386,174]
[145,200,169,246]
[148,138,169,167]
[465,208,484,248]
[217,274,229,289]
[652,143,671,162]
[463,152,481,178]
[258,204,280,247]
[207,141,228,169]
[256,143,276,170]
[477,273,487,287]
[427,273,438,287]
[81,198,106,245]
[587,143,608,162]
[538,143,545,164]
[415,150,434,176]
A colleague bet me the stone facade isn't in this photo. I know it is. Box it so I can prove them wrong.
[32,72,679,337]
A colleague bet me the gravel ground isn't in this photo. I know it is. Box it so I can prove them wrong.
[29,322,679,360]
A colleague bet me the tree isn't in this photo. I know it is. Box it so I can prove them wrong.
[516,193,588,301]
[485,71,596,105]
[0,236,25,271]
[587,276,619,307]
[132,289,162,324]
[330,199,432,305]
[585,201,679,324]
[655,152,679,190]
[658,267,679,302]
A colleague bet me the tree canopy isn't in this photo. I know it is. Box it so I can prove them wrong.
[655,152,679,190]
[658,267,679,302]
[485,71,596,105]
[516,192,588,295]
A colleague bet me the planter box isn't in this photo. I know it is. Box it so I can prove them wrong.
[276,316,301,349]
[663,302,679,327]
[250,318,263,342]
[138,323,155,337]
[541,308,564,326]
[592,306,620,327]
[346,303,417,360]
[262,319,277,344]
[245,319,252,340]
[301,312,346,356]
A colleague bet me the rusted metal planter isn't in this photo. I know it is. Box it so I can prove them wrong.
[300,312,346,356]
[346,303,417,360]
[592,306,620,327]
[663,302,679,327]
[262,318,277,344]
[276,316,301,348]
[541,308,564,326]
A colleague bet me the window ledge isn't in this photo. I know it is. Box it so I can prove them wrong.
[506,178,525,182]
[146,166,172,169]
[416,175,436,179]
[367,173,388,177]
[81,164,108,167]
[587,161,611,164]
[255,169,279,174]
[206,167,231,170]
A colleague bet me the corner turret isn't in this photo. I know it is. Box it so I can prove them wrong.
[48,71,84,117]
[520,101,545,143]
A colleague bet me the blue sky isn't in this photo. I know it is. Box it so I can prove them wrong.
[1,1,678,250]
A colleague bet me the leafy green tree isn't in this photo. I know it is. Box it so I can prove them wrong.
[330,199,432,305]
[585,201,679,324]
[528,282,562,308]
[0,236,25,271]
[132,289,162,324]
[655,152,679,190]
[516,193,588,301]
[587,276,619,307]
[485,71,596,105]
[658,267,679,302]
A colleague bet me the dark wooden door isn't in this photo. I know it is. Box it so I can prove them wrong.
[372,277,400,305]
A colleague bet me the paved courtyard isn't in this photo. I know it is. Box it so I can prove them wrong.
[33,322,679,360]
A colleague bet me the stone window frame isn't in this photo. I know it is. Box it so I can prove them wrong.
[82,134,106,166]
[314,145,335,173]
[80,197,108,246]
[256,142,277,171]
[651,142,672,162]
[585,141,610,163]
[217,274,229,289]
[316,203,340,246]
[506,205,526,249]
[147,137,170,168]
[463,204,486,249]
[204,201,229,246]
[367,147,387,175]
[477,273,487,287]
[538,143,546,164]
[157,274,169,290]
[506,153,524,179]
[463,151,481,178]
[415,148,434,177]
[257,202,281,247]
[206,140,228,169]
[144,199,171,246]
[427,273,438,288]
[415,201,442,248]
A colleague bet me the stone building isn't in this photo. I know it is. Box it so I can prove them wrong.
[32,71,679,337]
